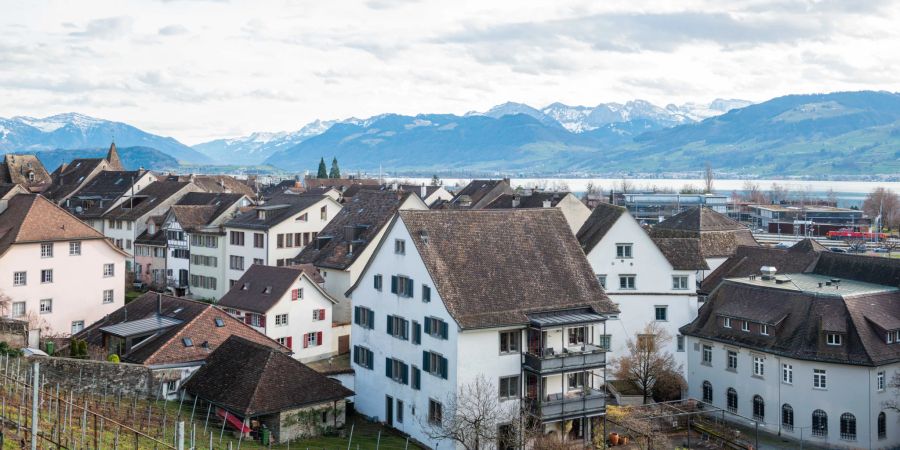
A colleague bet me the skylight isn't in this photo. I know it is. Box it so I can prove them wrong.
[182,337,193,347]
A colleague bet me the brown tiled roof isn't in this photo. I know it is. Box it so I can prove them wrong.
[295,190,410,270]
[654,206,746,232]
[394,209,617,329]
[576,202,626,253]
[76,292,284,366]
[218,264,330,314]
[173,192,247,230]
[43,158,105,201]
[225,193,329,230]
[69,170,147,219]
[812,251,900,287]
[650,207,758,258]
[651,237,709,270]
[791,238,829,253]
[485,192,573,210]
[699,244,822,294]
[170,205,218,231]
[449,179,513,209]
[165,175,256,197]
[0,194,121,257]
[184,336,352,416]
[102,181,194,221]
[0,154,51,189]
[304,178,379,191]
[135,228,166,246]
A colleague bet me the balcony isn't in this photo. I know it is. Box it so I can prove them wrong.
[523,345,606,374]
[531,388,607,422]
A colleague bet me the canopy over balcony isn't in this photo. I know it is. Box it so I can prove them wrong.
[527,308,606,329]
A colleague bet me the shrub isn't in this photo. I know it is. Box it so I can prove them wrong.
[107,354,120,364]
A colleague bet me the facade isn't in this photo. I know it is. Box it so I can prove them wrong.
[66,170,158,230]
[445,179,514,209]
[218,264,338,362]
[682,250,900,449]
[347,209,618,449]
[612,192,728,224]
[576,203,707,373]
[486,191,592,233]
[134,216,168,290]
[0,194,127,335]
[746,204,868,235]
[295,190,428,323]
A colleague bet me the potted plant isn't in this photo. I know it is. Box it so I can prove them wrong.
[608,432,620,446]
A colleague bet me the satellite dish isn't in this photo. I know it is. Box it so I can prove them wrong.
[75,206,83,213]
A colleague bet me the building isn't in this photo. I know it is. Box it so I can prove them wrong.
[650,206,759,276]
[134,216,168,290]
[0,154,51,192]
[0,194,127,335]
[76,292,285,398]
[347,209,618,448]
[576,202,708,373]
[342,183,454,207]
[184,335,353,443]
[486,191,592,233]
[445,179,513,209]
[223,193,342,286]
[746,204,868,236]
[613,192,728,224]
[43,142,124,204]
[681,251,900,449]
[162,174,257,197]
[65,170,158,229]
[294,190,428,323]
[217,264,338,362]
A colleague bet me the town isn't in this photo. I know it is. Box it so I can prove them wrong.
[0,145,897,449]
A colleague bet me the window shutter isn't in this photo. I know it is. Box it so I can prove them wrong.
[401,362,409,385]
[244,314,252,325]
[402,319,409,340]
[303,334,309,348]
[413,322,421,345]
[387,315,394,335]
[367,349,374,369]
[353,346,359,364]
[406,278,414,298]
[369,312,375,330]
[354,307,360,325]
[317,331,323,345]
[320,309,326,320]
[440,356,448,379]
[286,337,293,350]
[424,318,431,334]
[413,367,421,390]
[441,321,449,339]
[423,351,430,372]
[423,285,430,302]
[391,276,398,294]
[259,315,266,327]
[385,357,393,378]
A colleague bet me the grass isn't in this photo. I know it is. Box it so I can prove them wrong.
[125,289,144,304]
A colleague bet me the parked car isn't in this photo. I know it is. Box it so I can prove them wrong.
[829,247,848,253]
[775,242,792,249]
[873,247,890,253]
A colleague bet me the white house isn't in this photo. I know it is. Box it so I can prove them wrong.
[347,209,618,449]
[217,264,338,362]
[576,202,708,373]
[682,250,900,449]
[295,190,428,323]
[0,193,127,335]
[223,193,342,287]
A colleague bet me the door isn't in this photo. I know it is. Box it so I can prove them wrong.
[179,269,188,287]
[338,335,350,354]
[385,395,394,427]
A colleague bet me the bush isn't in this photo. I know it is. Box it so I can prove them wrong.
[70,338,88,359]
[0,341,23,357]
[107,354,120,364]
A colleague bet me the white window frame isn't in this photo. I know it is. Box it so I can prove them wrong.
[878,371,885,391]
[741,320,750,332]
[103,263,115,278]
[813,369,827,389]
[12,302,25,318]
[727,350,738,371]
[40,242,53,258]
[394,239,406,255]
[275,313,288,326]
[619,275,636,290]
[615,243,633,258]
[723,317,731,328]
[753,355,765,377]
[13,271,26,286]
[69,241,81,256]
[596,274,606,289]
[71,320,85,334]
[39,299,52,314]
[826,333,842,346]
[654,305,668,321]
[41,269,53,284]
[782,363,793,384]
[672,275,689,290]
[702,344,712,366]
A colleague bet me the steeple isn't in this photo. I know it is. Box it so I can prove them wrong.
[105,141,124,170]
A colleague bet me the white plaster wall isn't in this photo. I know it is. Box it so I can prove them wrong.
[265,197,342,264]
[188,232,226,300]
[223,229,267,284]
[262,276,336,362]
[556,194,592,234]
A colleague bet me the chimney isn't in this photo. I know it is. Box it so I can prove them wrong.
[294,175,302,189]
[421,184,427,199]
[157,292,163,316]
[512,195,521,208]
[760,266,777,280]
[542,199,552,208]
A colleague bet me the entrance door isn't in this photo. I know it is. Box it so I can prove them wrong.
[385,395,394,427]
[179,269,188,287]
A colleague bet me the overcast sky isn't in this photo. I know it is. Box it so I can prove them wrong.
[1,0,899,144]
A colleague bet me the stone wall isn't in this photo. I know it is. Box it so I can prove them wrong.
[25,356,182,398]
[268,399,347,443]
[0,318,28,348]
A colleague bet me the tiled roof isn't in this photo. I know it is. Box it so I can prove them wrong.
[304,177,379,191]
[448,179,513,209]
[0,194,119,257]
[102,181,193,221]
[164,175,255,197]
[395,209,617,329]
[218,264,329,314]
[225,193,329,230]
[0,184,24,199]
[172,192,247,231]
[651,237,709,270]
[76,292,284,366]
[43,158,105,201]
[484,192,571,209]
[184,336,352,416]
[576,202,626,253]
[700,244,821,294]
[69,170,146,219]
[0,154,51,188]
[650,207,758,258]
[812,251,900,287]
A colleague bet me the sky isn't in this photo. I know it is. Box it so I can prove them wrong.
[1,0,899,144]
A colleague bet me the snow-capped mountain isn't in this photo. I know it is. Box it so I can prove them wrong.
[0,113,210,163]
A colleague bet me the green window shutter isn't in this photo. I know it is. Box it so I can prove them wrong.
[424,317,432,334]
[413,322,421,345]
[441,321,448,339]
[423,285,430,302]
[354,307,360,325]
[406,278,414,298]
[402,319,409,340]
[401,362,409,385]
[391,276,398,294]
[440,356,448,379]
[423,351,430,372]
[385,357,393,378]
[367,349,374,369]
[352,346,358,365]
[387,315,394,335]
[412,367,421,390]
[368,310,375,330]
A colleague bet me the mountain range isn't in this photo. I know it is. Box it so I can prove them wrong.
[26,146,179,172]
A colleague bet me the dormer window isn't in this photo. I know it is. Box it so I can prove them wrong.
[887,330,899,344]
[741,321,750,332]
[826,333,842,346]
[257,210,266,220]
[723,317,732,328]
[760,324,769,336]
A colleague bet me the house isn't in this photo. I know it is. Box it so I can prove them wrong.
[76,292,285,398]
[0,194,127,335]
[294,190,428,323]
[650,206,758,276]
[486,191,592,233]
[347,209,618,448]
[223,193,342,286]
[183,335,353,443]
[163,174,257,197]
[303,177,379,193]
[134,216,168,290]
[681,252,900,449]
[100,180,200,271]
[65,169,158,229]
[217,264,338,362]
[342,183,454,207]
[0,154,51,192]
[160,192,251,297]
[43,142,124,204]
[576,202,708,374]
[445,178,513,209]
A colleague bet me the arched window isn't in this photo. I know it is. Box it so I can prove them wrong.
[878,412,886,440]
[812,410,828,437]
[752,395,765,421]
[840,413,856,441]
[726,388,738,413]
[702,381,713,403]
[781,404,794,431]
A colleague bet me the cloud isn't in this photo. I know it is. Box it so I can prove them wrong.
[158,24,189,36]
[69,16,134,40]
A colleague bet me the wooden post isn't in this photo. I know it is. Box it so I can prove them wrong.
[176,421,185,450]
[30,360,39,450]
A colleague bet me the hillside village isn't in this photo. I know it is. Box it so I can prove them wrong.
[0,145,899,449]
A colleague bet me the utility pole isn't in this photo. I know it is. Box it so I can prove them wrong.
[30,360,39,450]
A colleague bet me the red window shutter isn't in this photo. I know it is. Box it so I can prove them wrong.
[317,331,323,346]
[291,289,299,301]
[244,314,252,325]
[286,337,293,349]
[303,334,309,348]
[259,315,266,327]
[320,309,326,320]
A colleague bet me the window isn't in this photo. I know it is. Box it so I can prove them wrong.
[741,321,749,332]
[39,299,52,314]
[41,269,53,283]
[702,344,712,365]
[567,372,585,390]
[172,249,188,259]
[889,330,900,344]
[230,231,245,246]
[391,275,414,297]
[374,274,383,291]
[616,243,632,258]
[727,350,738,371]
[723,317,732,328]
[568,327,586,346]
[229,255,244,270]
[752,395,765,421]
[826,333,842,346]
[878,371,886,391]
[702,381,713,403]
[753,356,764,377]
[424,317,448,339]
[782,404,794,432]
[840,413,856,441]
[103,263,114,277]
[499,331,519,354]
[726,388,738,413]
[422,285,431,303]
[71,320,85,334]
[387,315,409,340]
[412,321,421,344]
[619,275,635,290]
[394,239,405,255]
[598,334,612,351]
[878,412,886,440]
[320,205,328,221]
[285,233,294,248]
[253,258,263,265]
[275,314,288,326]
[782,364,793,384]
[103,290,114,304]
[354,306,375,329]
[672,275,688,290]
[306,332,318,347]
[41,242,53,258]
[353,346,374,369]
[13,271,26,286]
[428,399,442,425]
[396,399,404,423]
[69,241,81,256]
[423,351,448,379]
[12,302,25,318]
[676,335,684,352]
[252,233,264,248]
[183,337,193,347]
[291,288,303,301]
[385,358,408,384]
[654,306,668,321]
[596,274,607,289]
[760,324,769,335]
[813,369,827,389]
[412,366,422,390]
[499,375,520,399]
[812,410,828,437]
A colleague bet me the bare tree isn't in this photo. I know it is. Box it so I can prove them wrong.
[703,163,714,194]
[0,290,11,317]
[613,323,684,404]
[884,372,900,413]
[607,405,672,450]
[420,375,520,450]
[619,178,633,194]
[826,188,838,206]
[742,181,766,204]
[768,183,790,204]
[846,238,868,253]
[863,187,900,231]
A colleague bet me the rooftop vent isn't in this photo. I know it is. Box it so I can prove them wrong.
[419,229,429,245]
[760,266,777,281]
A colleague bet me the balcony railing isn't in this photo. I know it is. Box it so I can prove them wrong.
[530,388,606,422]
[523,344,606,373]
